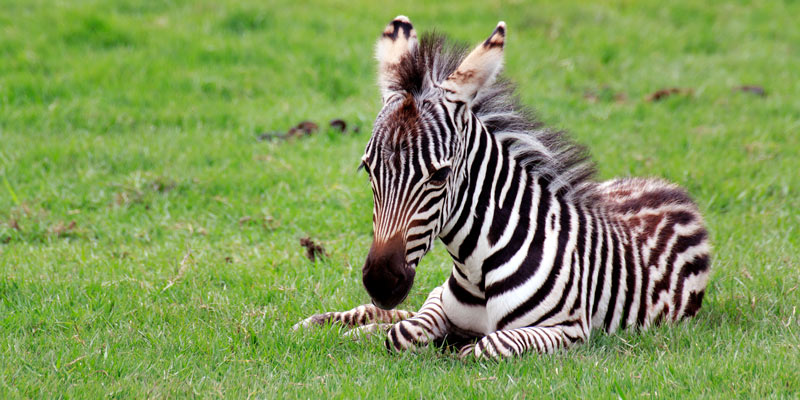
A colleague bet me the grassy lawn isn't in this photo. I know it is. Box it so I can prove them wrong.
[1,0,799,397]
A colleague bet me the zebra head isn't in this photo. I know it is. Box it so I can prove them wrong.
[361,16,506,309]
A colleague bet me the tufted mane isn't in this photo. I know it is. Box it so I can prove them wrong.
[388,32,598,201]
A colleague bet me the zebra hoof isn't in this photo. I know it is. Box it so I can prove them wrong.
[291,313,329,331]
[458,337,509,361]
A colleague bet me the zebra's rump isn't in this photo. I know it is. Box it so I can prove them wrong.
[596,177,711,330]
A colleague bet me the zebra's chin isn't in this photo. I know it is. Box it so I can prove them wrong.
[370,286,411,310]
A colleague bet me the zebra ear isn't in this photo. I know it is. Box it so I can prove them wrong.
[376,15,418,99]
[441,21,506,104]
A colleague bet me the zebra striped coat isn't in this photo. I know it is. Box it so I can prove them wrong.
[295,16,711,360]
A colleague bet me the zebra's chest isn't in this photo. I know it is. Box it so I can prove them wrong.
[441,254,509,335]
[441,283,491,335]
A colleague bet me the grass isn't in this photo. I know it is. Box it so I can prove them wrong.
[1,0,799,397]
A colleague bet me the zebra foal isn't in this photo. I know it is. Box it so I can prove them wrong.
[294,16,712,360]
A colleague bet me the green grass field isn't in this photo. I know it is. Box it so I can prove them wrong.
[2,0,799,397]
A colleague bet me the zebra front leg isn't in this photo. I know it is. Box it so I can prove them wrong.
[385,286,450,351]
[292,304,414,331]
[458,324,585,360]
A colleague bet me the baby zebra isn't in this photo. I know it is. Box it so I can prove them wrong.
[294,16,711,360]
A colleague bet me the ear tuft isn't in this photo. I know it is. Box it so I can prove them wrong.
[382,15,414,40]
[441,22,507,104]
[376,16,418,99]
[483,21,506,48]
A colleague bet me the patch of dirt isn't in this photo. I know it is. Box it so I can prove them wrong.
[287,121,319,138]
[299,237,328,262]
[645,87,694,102]
[733,85,766,97]
[329,119,347,132]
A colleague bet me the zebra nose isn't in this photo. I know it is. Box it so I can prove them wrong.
[362,236,415,310]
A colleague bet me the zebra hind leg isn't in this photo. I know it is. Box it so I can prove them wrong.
[458,325,584,360]
[292,304,415,331]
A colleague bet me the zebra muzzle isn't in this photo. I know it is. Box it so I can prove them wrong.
[362,236,416,310]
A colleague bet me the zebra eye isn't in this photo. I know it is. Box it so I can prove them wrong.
[428,166,451,186]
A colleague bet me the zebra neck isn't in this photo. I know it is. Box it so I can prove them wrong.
[437,117,526,286]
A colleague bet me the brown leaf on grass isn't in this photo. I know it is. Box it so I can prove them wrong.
[645,87,694,102]
[329,119,347,133]
[286,121,318,138]
[49,221,77,236]
[299,237,328,262]
[733,85,766,97]
[8,219,20,231]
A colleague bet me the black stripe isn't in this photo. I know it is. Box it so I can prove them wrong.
[591,217,608,318]
[447,275,486,306]
[636,238,649,325]
[619,230,636,330]
[602,224,623,331]
[584,210,598,318]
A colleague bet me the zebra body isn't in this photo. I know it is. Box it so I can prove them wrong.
[295,16,711,359]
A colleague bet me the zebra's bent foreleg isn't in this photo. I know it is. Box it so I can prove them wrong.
[292,304,415,331]
[458,324,586,360]
[385,286,450,351]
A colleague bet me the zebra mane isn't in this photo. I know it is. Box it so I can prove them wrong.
[392,32,598,201]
